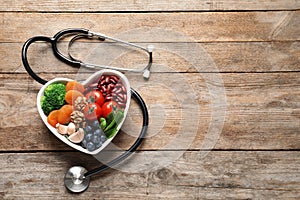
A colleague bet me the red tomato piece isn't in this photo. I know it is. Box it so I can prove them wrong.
[84,103,102,121]
[85,90,105,106]
[101,101,118,118]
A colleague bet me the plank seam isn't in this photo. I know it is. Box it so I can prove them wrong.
[0,149,299,154]
[0,9,299,14]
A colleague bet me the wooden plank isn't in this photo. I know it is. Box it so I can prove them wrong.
[1,11,299,43]
[0,151,299,199]
[0,72,299,151]
[0,0,299,12]
[2,41,300,73]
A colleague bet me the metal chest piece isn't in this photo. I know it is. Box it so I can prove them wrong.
[64,166,90,193]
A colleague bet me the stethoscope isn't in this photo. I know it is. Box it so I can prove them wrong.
[21,28,150,193]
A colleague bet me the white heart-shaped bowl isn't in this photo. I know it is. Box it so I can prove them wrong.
[37,69,131,155]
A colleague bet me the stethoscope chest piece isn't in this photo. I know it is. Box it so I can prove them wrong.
[64,166,90,193]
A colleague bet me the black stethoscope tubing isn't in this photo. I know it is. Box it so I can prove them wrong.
[21,29,148,179]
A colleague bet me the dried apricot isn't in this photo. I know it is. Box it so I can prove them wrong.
[47,110,59,127]
[66,81,85,93]
[65,90,84,105]
[57,105,73,124]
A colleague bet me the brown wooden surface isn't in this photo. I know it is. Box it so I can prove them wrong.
[1,12,300,42]
[0,1,299,199]
[1,0,299,11]
[0,151,299,199]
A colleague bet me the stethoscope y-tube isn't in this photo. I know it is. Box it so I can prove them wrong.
[22,28,149,193]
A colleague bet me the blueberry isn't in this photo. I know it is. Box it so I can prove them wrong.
[96,141,103,149]
[86,142,96,151]
[85,133,93,142]
[85,125,92,133]
[92,120,99,128]
[92,135,101,144]
[100,135,107,142]
[81,139,87,148]
[94,129,101,136]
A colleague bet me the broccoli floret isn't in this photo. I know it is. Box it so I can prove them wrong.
[41,83,66,115]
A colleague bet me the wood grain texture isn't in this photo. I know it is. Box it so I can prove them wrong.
[0,1,299,198]
[0,151,299,199]
[0,0,299,12]
[2,41,300,73]
[1,11,299,43]
[0,72,299,151]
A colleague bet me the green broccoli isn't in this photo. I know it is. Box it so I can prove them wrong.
[41,83,66,115]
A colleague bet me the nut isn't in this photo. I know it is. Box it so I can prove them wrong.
[74,96,88,111]
[71,110,86,129]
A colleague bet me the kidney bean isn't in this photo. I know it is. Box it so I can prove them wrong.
[121,85,126,93]
[112,88,117,93]
[100,79,106,86]
[115,88,122,94]
[110,75,119,82]
[104,76,109,83]
[105,96,112,101]
[116,96,123,102]
[117,101,126,107]
[107,84,112,92]
[116,83,122,88]
[101,85,106,92]
[110,78,117,84]
[117,93,124,99]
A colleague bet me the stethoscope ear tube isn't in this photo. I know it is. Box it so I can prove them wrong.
[22,36,52,85]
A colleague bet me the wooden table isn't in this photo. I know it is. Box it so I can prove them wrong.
[0,1,299,199]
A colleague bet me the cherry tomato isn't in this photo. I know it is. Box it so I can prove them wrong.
[85,90,105,106]
[102,101,118,118]
[84,103,102,121]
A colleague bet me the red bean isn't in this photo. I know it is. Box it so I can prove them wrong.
[112,88,117,93]
[110,78,117,84]
[110,75,119,82]
[105,96,112,101]
[117,93,124,99]
[117,101,126,107]
[100,79,106,85]
[116,83,122,87]
[117,96,123,102]
[115,88,122,94]
[101,85,106,92]
[105,76,110,83]
[121,85,126,93]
